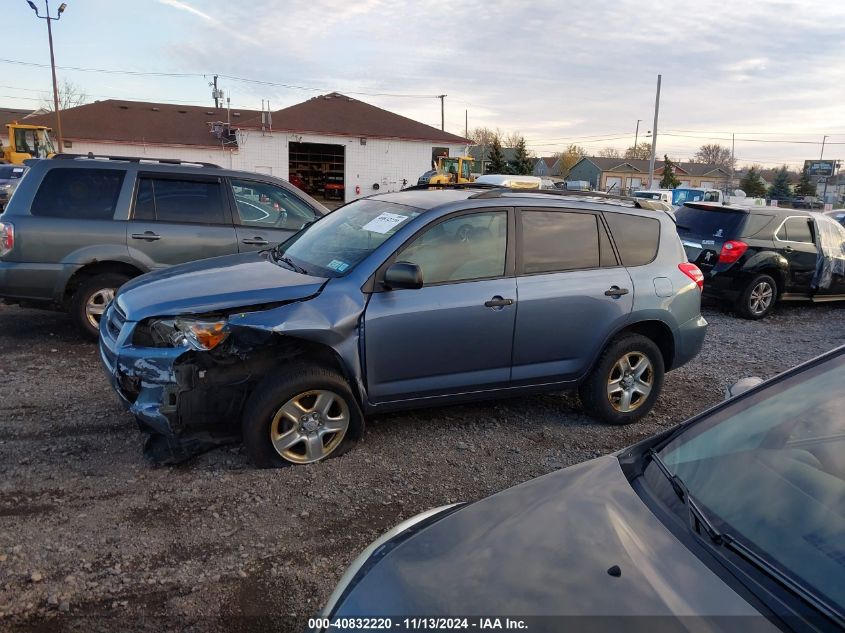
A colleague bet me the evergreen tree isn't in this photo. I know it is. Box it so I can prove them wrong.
[659,155,681,189]
[513,137,533,175]
[796,166,815,196]
[767,166,792,201]
[487,136,507,174]
[739,167,768,197]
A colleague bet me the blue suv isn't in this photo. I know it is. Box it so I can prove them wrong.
[99,187,707,467]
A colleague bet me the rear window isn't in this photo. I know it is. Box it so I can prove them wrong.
[604,212,660,267]
[31,168,125,219]
[675,206,746,239]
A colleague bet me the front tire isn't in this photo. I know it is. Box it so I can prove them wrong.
[736,273,777,319]
[71,273,130,340]
[579,334,665,425]
[242,363,363,468]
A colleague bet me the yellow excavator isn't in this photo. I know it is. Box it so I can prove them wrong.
[1,122,56,164]
[418,156,475,186]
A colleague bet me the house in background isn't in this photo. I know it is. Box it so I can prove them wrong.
[23,93,468,203]
[567,156,732,193]
[467,145,520,175]
[532,156,560,176]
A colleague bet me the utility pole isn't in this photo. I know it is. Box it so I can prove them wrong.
[730,132,735,193]
[27,0,67,151]
[212,74,219,108]
[634,119,641,150]
[465,109,468,139]
[647,75,661,189]
[820,135,828,160]
[438,95,446,131]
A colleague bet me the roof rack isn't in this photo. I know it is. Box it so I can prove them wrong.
[467,187,640,204]
[53,153,221,168]
[401,182,501,192]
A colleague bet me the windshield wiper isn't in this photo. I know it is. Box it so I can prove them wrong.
[648,450,845,626]
[647,449,723,543]
[271,247,308,275]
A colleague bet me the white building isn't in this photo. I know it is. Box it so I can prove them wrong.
[23,94,469,203]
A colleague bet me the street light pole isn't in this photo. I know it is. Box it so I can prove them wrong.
[27,0,67,151]
[634,119,641,151]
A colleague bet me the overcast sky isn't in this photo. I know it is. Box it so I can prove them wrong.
[5,0,845,168]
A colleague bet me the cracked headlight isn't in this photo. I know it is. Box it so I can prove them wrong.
[149,318,229,351]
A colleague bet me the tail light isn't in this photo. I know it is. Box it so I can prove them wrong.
[718,240,748,264]
[0,222,13,257]
[679,262,704,290]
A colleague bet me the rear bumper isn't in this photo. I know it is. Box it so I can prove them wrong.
[701,270,743,303]
[671,314,708,370]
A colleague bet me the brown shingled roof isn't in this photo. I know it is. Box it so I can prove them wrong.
[24,100,260,148]
[0,107,37,132]
[238,92,469,144]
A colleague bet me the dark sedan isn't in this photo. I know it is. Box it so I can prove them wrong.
[319,347,845,631]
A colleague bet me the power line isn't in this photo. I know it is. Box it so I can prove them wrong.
[0,57,441,100]
[660,132,844,145]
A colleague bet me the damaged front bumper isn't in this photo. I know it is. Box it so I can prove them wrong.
[98,303,244,463]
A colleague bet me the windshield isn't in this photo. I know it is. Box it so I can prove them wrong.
[13,128,55,157]
[654,354,845,612]
[675,206,746,238]
[0,166,26,179]
[277,199,422,277]
[634,191,663,200]
[672,188,705,205]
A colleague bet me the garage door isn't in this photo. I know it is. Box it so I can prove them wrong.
[605,176,622,193]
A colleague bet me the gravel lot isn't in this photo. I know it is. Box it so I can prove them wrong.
[1,300,843,632]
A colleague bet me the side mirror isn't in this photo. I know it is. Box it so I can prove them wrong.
[724,376,763,400]
[383,262,423,290]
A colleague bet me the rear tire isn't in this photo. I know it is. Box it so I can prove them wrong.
[242,363,363,469]
[736,273,777,320]
[579,334,664,425]
[71,273,130,340]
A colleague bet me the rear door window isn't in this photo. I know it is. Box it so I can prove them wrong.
[604,212,660,267]
[132,176,226,225]
[31,168,125,219]
[519,211,606,273]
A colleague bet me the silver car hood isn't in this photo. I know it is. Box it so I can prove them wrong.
[334,456,769,620]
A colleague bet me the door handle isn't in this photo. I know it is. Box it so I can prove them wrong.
[484,296,514,308]
[241,237,270,245]
[604,286,629,297]
[783,245,794,253]
[130,231,161,241]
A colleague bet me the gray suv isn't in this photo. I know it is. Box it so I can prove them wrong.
[99,186,708,467]
[0,154,327,337]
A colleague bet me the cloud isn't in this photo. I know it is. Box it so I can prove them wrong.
[156,0,213,22]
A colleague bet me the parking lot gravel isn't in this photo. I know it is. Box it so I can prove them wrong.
[1,300,843,632]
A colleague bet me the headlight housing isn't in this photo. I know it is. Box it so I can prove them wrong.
[148,317,229,350]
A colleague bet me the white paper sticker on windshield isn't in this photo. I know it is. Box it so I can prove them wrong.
[362,212,408,234]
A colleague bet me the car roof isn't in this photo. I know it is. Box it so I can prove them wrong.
[680,202,812,217]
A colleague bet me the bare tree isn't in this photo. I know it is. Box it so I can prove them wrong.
[694,143,734,169]
[466,126,498,146]
[501,130,523,149]
[624,142,652,160]
[40,79,88,112]
[598,147,621,158]
[554,144,586,177]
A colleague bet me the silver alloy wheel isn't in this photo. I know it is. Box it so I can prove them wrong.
[607,352,653,413]
[85,288,116,329]
[269,389,350,464]
[749,281,774,315]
